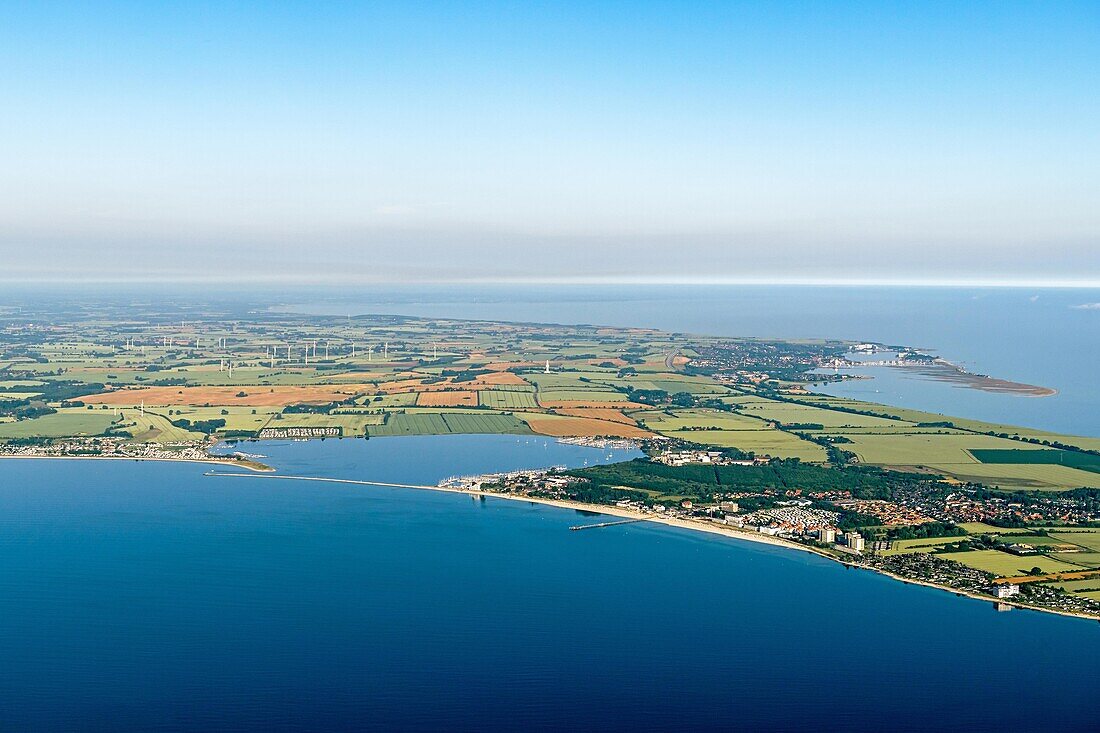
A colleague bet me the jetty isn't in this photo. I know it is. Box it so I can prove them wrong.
[569,518,645,531]
[204,471,437,491]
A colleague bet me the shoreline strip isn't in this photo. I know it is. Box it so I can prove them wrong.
[205,469,1100,624]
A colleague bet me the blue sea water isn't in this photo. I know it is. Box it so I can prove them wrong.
[281,284,1100,436]
[1,436,1100,732]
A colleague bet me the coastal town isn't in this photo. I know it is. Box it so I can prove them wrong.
[0,437,269,470]
[2,302,1100,622]
[440,442,1100,620]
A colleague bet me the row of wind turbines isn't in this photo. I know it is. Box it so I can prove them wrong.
[119,332,468,378]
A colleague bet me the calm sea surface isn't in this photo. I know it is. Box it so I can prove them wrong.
[282,284,1100,436]
[5,285,1100,730]
[2,435,1100,732]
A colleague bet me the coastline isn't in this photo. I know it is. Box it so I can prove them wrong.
[477,492,1100,623]
[485,493,1099,622]
[2,452,1096,622]
[830,351,1058,397]
[204,468,1100,624]
[0,453,274,472]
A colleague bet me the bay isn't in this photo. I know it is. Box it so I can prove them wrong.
[1,436,1099,732]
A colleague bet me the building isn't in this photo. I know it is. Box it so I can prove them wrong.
[844,531,865,552]
[993,584,1020,599]
[819,527,836,544]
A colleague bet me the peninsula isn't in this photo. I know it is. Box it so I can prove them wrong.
[2,297,1099,620]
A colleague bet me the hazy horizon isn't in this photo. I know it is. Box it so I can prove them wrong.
[2,2,1097,285]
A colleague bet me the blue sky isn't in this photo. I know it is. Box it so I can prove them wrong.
[1,1,1097,284]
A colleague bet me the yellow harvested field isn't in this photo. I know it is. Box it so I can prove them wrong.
[471,372,530,386]
[376,378,427,393]
[80,385,368,406]
[523,415,652,438]
[555,408,640,425]
[416,390,478,407]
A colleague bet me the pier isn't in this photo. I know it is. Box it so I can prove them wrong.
[569,518,645,531]
[204,471,438,491]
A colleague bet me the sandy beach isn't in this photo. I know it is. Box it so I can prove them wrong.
[1,453,1094,623]
[202,469,1100,623]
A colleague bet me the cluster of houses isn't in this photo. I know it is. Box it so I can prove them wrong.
[0,438,221,464]
[653,449,764,467]
[834,498,934,526]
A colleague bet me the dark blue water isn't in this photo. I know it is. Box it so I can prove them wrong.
[282,284,1100,436]
[2,436,1099,732]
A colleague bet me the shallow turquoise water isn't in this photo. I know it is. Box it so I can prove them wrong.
[1,435,1099,731]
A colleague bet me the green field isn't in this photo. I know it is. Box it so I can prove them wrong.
[1049,579,1100,592]
[167,406,281,434]
[119,409,205,441]
[361,393,419,407]
[675,429,826,461]
[820,432,1100,489]
[1048,531,1100,553]
[0,380,45,389]
[1051,552,1100,569]
[0,393,43,401]
[524,373,627,403]
[367,412,532,436]
[970,449,1100,474]
[479,390,539,409]
[957,523,1033,535]
[0,410,118,439]
[274,412,386,435]
[732,400,906,428]
[938,550,1081,577]
[636,408,770,432]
